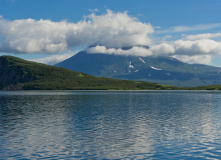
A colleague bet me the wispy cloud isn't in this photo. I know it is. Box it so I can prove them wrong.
[157,23,221,34]
[89,8,99,12]
[28,53,75,65]
[185,33,221,40]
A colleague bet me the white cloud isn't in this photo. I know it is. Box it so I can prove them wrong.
[1,9,221,66]
[29,53,75,65]
[172,39,221,55]
[172,55,212,65]
[185,33,221,40]
[87,45,152,56]
[148,39,221,56]
[150,43,175,56]
[0,10,154,54]
[0,19,68,53]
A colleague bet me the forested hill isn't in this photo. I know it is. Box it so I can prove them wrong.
[0,56,180,90]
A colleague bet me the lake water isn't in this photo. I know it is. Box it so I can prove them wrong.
[1,90,221,159]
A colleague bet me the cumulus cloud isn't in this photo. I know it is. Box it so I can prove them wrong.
[150,43,175,56]
[87,45,152,56]
[151,40,215,64]
[144,39,221,57]
[0,10,154,54]
[185,33,221,40]
[29,53,75,65]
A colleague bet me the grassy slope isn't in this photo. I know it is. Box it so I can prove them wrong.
[0,56,181,90]
[188,85,221,90]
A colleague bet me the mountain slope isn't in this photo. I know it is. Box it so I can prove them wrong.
[0,56,180,90]
[56,51,221,87]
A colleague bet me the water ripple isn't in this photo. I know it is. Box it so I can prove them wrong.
[1,91,221,159]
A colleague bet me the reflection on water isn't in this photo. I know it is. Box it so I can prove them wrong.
[1,91,221,159]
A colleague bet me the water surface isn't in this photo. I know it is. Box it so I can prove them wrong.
[1,90,221,159]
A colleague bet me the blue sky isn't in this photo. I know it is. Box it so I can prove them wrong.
[0,0,221,66]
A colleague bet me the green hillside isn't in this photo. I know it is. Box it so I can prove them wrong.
[0,56,181,90]
[188,85,221,90]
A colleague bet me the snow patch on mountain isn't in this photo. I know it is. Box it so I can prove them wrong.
[139,57,145,63]
[150,66,162,70]
[129,61,135,69]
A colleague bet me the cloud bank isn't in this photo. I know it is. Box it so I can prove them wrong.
[1,10,221,65]
[87,45,153,56]
[0,10,153,54]
[88,39,221,56]
[86,38,221,64]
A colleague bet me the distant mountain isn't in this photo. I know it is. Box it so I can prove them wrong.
[56,50,221,87]
[0,56,180,90]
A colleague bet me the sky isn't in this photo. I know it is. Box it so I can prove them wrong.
[0,0,221,66]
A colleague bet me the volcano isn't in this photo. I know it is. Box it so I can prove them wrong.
[56,49,221,87]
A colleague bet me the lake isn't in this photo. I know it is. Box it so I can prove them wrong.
[1,90,221,159]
